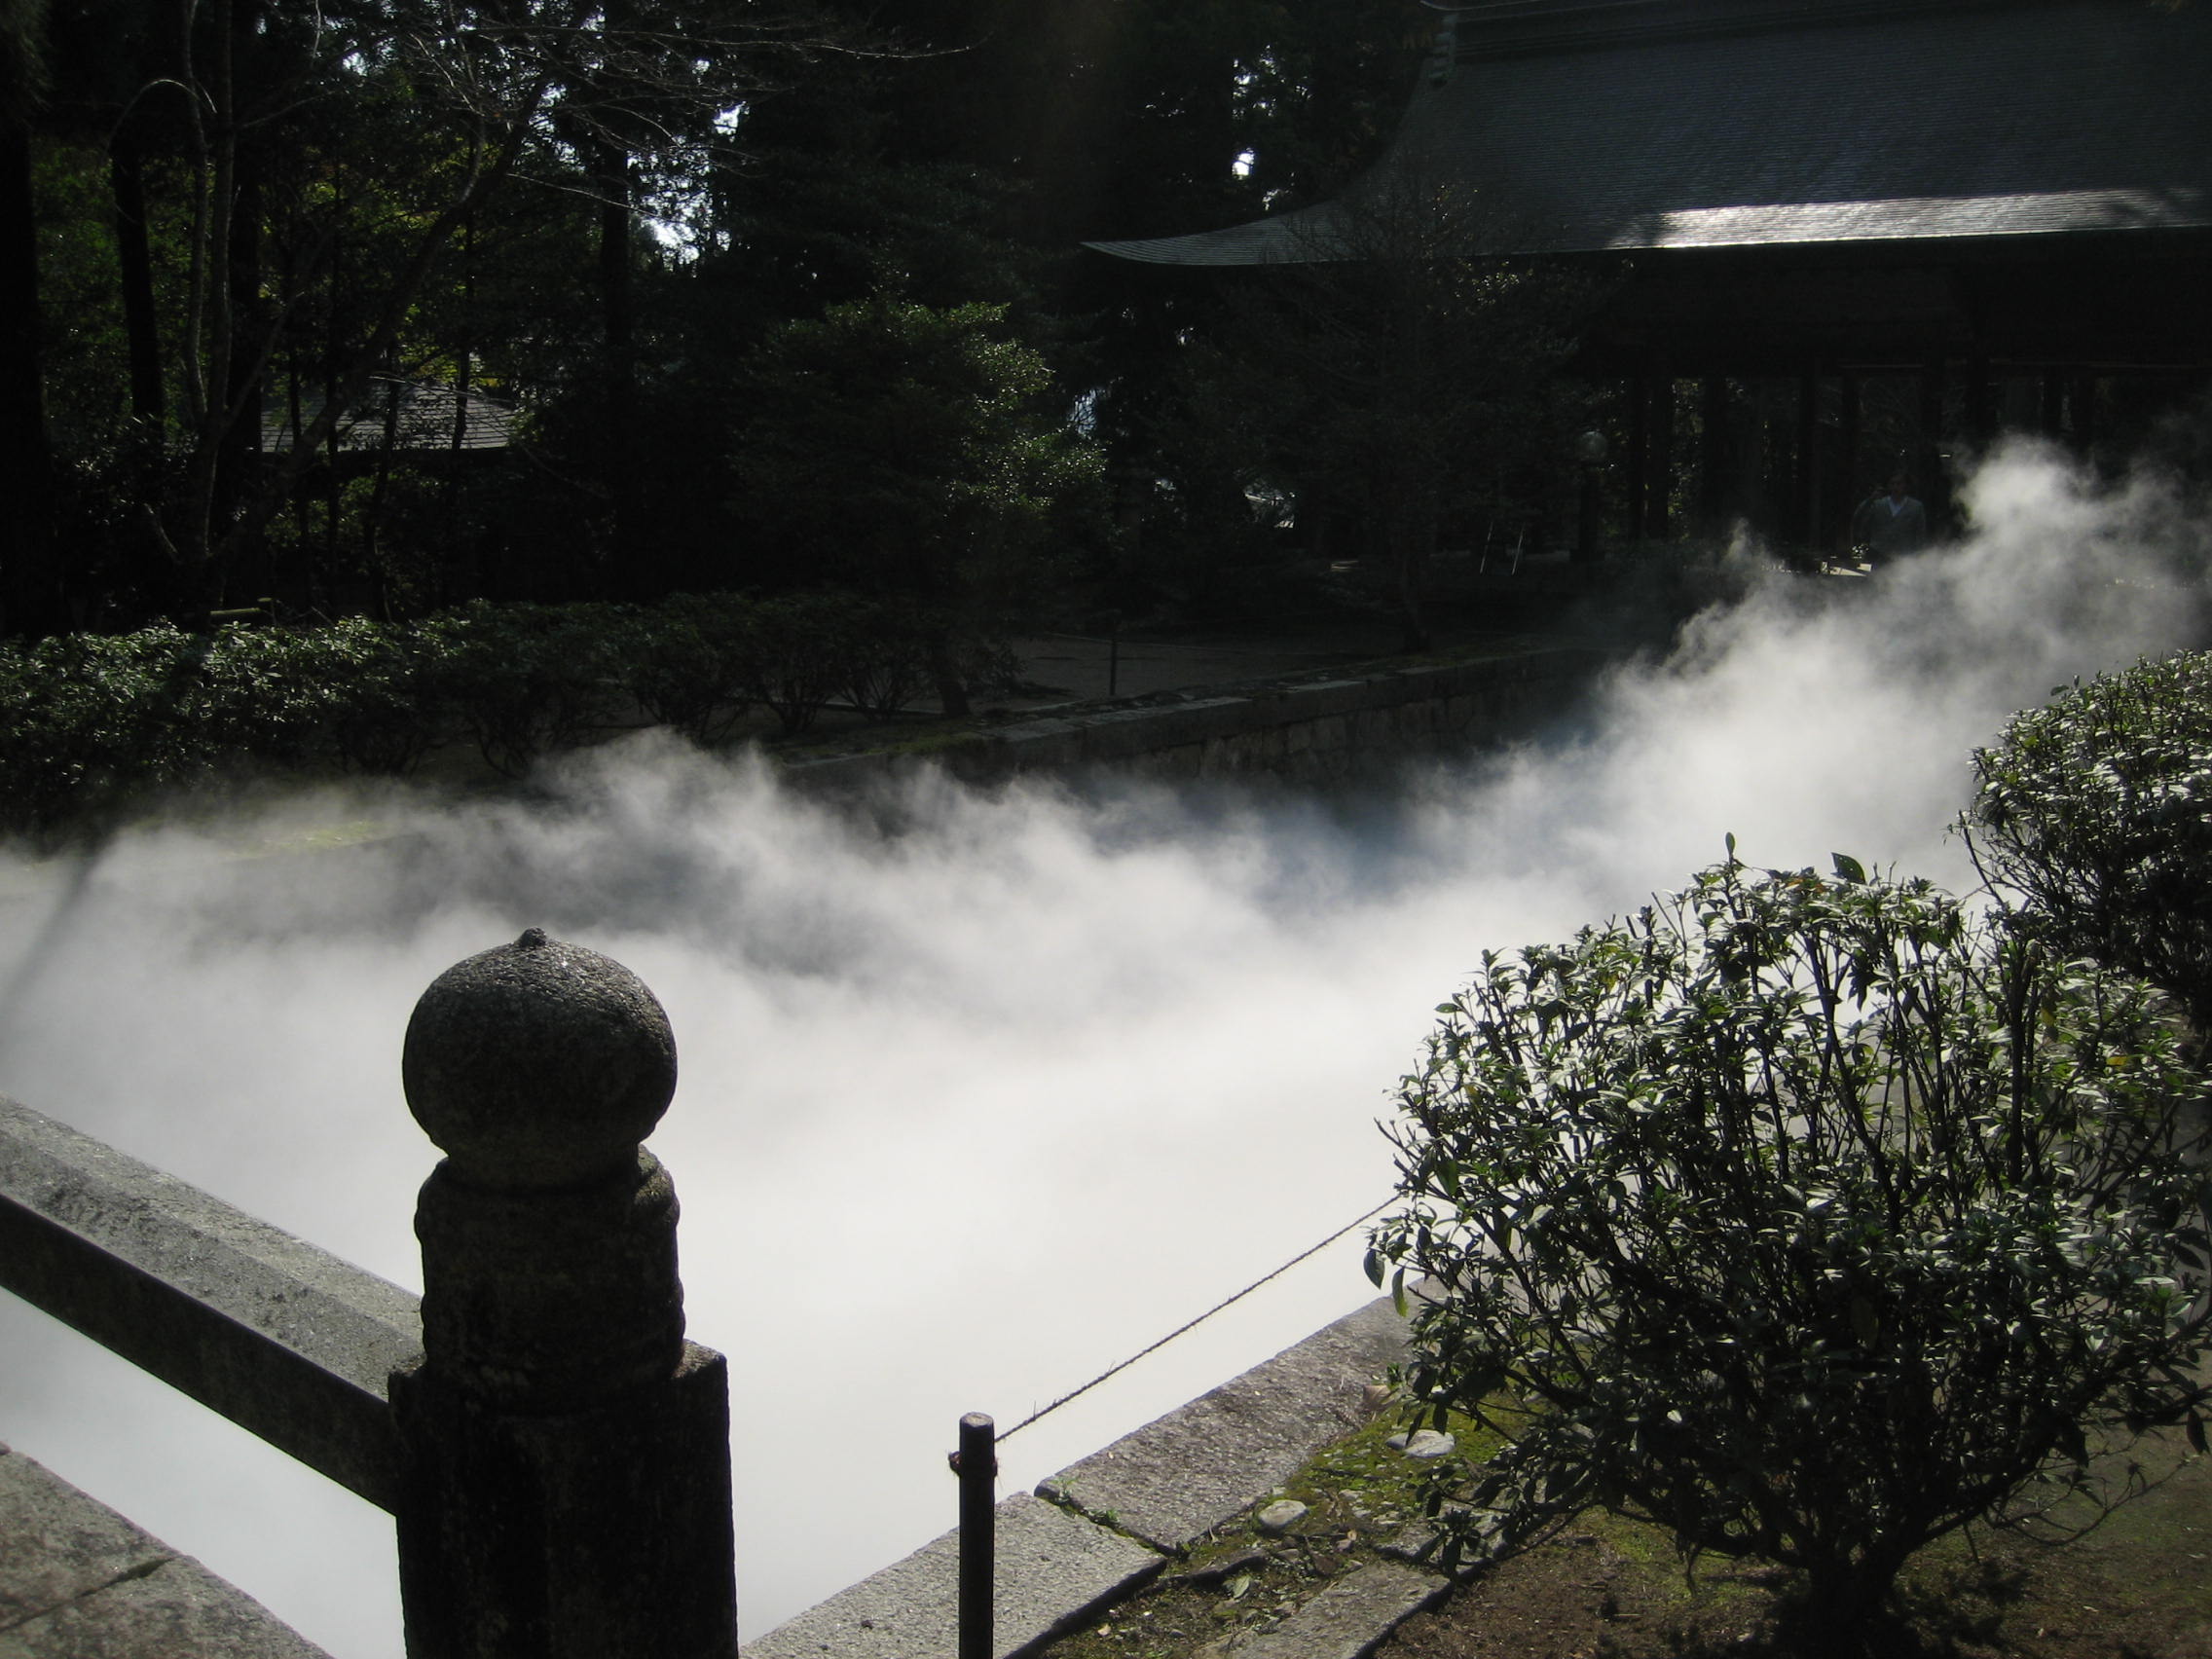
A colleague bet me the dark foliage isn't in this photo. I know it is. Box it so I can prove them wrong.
[1964,650,2212,1034]
[0,592,974,838]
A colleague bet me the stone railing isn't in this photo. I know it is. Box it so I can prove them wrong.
[0,929,738,1658]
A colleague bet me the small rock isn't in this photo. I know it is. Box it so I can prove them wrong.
[1384,1433,1411,1452]
[1401,1429,1456,1458]
[1256,1499,1309,1535]
[1362,1382,1394,1415]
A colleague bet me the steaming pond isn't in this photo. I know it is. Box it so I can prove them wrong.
[0,450,2202,1655]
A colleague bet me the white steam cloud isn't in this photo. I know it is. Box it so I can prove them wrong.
[0,443,2202,1655]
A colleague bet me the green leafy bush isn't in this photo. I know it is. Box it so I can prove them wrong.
[187,624,353,771]
[830,596,935,720]
[0,592,985,837]
[609,593,758,745]
[318,617,447,777]
[1965,650,2212,1032]
[1370,853,2212,1645]
[0,626,222,834]
[738,592,861,735]
[416,603,631,778]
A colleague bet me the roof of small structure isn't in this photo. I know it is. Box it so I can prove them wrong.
[261,378,517,454]
[1086,0,2212,265]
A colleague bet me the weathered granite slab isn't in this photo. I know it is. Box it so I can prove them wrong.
[1198,1563,1448,1659]
[0,1443,333,1659]
[748,1491,1162,1659]
[1036,1294,1411,1553]
[0,1096,422,1509]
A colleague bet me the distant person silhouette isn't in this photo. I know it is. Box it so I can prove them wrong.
[1851,472,1929,565]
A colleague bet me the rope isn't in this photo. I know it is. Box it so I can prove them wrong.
[995,1196,1398,1444]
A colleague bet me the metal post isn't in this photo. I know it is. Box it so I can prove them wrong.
[957,1412,997,1659]
[391,929,738,1658]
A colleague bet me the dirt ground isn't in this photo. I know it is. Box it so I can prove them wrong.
[1039,1416,2212,1659]
[1375,1435,2212,1659]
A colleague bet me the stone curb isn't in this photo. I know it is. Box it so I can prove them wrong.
[787,646,1605,788]
[751,1292,1450,1659]
[1036,1296,1410,1553]
[1197,1562,1452,1659]
[745,1492,1163,1659]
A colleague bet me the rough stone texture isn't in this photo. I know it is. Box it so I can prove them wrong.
[402,928,678,1190]
[747,1492,1161,1659]
[0,1096,421,1509]
[410,1150,684,1409]
[0,1443,334,1659]
[1374,1506,1476,1577]
[1037,1295,1412,1553]
[1197,1564,1448,1659]
[390,1343,737,1659]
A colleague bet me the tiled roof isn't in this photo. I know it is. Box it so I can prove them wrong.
[261,378,517,453]
[1086,0,2212,264]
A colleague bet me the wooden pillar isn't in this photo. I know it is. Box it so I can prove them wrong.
[392,929,739,1659]
[2071,372,2098,452]
[1698,376,1730,533]
[1965,352,1995,450]
[1918,352,1948,530]
[1838,372,1862,551]
[1918,353,1945,462]
[1626,369,1651,544]
[1746,379,1774,535]
[1796,363,1822,565]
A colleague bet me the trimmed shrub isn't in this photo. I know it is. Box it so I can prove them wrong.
[319,617,448,777]
[0,591,1009,836]
[610,592,757,745]
[415,602,631,777]
[739,592,857,735]
[1965,650,2212,1032]
[1370,853,2212,1647]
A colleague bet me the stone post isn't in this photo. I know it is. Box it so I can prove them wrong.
[389,929,738,1659]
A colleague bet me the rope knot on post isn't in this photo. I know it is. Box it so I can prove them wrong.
[390,929,736,1659]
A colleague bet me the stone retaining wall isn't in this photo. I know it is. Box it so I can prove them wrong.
[792,645,1612,790]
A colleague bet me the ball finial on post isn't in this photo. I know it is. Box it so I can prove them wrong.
[402,927,678,1190]
[390,931,737,1659]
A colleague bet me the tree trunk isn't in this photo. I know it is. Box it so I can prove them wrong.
[927,628,972,719]
[1393,487,1435,653]
[110,138,165,425]
[0,115,63,637]
[594,135,640,591]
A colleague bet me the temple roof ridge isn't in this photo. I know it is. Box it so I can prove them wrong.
[1438,0,2019,58]
[1085,0,2212,265]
